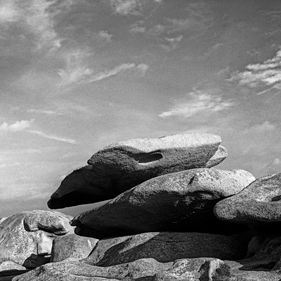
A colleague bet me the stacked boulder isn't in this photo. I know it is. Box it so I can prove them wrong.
[2,133,281,280]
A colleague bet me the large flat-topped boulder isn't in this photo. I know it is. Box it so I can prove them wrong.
[105,133,222,151]
[71,168,254,238]
[0,210,73,272]
[214,173,281,231]
[48,133,227,209]
[88,134,227,171]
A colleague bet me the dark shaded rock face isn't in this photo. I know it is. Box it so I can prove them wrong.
[48,165,113,209]
[71,168,254,238]
[84,232,245,266]
[214,173,281,231]
[48,133,227,209]
[0,210,73,272]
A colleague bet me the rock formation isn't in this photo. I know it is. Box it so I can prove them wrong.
[0,210,73,272]
[71,168,255,238]
[1,133,281,280]
[48,133,227,209]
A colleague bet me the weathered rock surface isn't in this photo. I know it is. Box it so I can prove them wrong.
[0,210,73,271]
[84,232,244,266]
[50,234,98,262]
[71,168,254,238]
[214,173,281,230]
[12,257,233,281]
[14,256,281,281]
[48,133,228,209]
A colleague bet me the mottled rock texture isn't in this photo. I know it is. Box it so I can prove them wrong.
[214,173,281,231]
[48,133,227,209]
[12,257,232,281]
[0,210,73,271]
[71,168,254,238]
[50,234,98,262]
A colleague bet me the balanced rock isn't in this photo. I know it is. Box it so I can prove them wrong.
[71,168,254,238]
[0,210,73,271]
[85,232,244,266]
[48,133,227,209]
[50,234,98,262]
[12,257,232,281]
[214,173,281,231]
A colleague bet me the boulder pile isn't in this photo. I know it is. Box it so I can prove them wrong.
[1,133,281,281]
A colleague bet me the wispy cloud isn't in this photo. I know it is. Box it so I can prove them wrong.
[88,63,149,82]
[0,1,20,23]
[98,30,113,42]
[130,21,146,33]
[135,63,149,76]
[0,120,32,132]
[23,0,60,49]
[272,158,281,166]
[161,35,183,51]
[244,121,276,134]
[0,0,69,50]
[28,130,77,144]
[109,0,140,16]
[159,90,234,118]
[231,48,281,93]
[27,109,63,115]
[88,63,136,82]
[57,49,93,86]
[0,119,76,144]
[109,0,162,16]
[58,53,149,86]
[149,2,213,36]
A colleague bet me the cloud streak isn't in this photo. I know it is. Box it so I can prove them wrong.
[28,130,77,144]
[88,63,149,82]
[27,109,63,115]
[58,57,149,86]
[159,91,234,118]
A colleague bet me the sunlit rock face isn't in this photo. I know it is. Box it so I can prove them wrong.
[50,233,98,263]
[0,210,74,271]
[214,173,281,231]
[48,133,228,209]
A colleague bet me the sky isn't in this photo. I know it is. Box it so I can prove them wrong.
[0,0,281,217]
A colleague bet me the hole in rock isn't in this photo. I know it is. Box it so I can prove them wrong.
[133,151,163,164]
[271,195,281,202]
